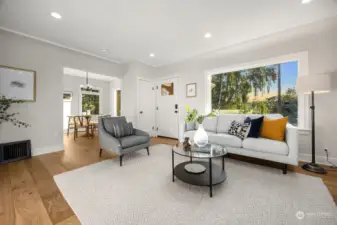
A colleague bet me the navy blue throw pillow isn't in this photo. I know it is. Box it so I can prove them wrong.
[247,116,264,138]
[244,117,252,124]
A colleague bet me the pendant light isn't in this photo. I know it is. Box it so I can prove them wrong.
[81,72,93,91]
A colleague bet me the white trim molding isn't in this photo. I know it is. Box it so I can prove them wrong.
[0,26,121,64]
[299,153,337,167]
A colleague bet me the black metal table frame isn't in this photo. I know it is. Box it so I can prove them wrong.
[172,149,225,197]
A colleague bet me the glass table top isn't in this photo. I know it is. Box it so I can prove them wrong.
[172,143,227,159]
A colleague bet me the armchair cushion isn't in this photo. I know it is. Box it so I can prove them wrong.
[119,135,150,149]
[102,116,127,136]
[113,122,134,138]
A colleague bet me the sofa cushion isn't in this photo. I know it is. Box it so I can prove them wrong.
[201,117,218,132]
[261,117,288,141]
[228,121,250,140]
[184,131,196,140]
[208,133,242,148]
[247,116,264,138]
[217,114,245,133]
[242,138,289,156]
[264,114,284,120]
[185,122,196,131]
[119,135,149,148]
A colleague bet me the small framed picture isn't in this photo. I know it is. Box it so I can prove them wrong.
[186,83,197,97]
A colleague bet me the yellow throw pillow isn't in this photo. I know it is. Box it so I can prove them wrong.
[260,117,288,141]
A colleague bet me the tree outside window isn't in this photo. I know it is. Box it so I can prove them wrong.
[211,61,298,125]
[81,91,100,115]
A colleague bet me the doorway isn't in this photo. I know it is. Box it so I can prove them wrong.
[155,77,179,139]
[116,90,121,116]
[138,79,155,135]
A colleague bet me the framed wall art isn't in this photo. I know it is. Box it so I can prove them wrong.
[0,65,36,102]
[186,83,196,98]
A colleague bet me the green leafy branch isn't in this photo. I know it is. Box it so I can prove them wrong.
[0,95,30,128]
[185,106,218,124]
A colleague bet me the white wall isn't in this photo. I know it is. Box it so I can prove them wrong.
[121,62,157,127]
[156,18,337,161]
[63,75,111,116]
[0,30,123,156]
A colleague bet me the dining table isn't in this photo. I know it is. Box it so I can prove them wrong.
[67,114,102,139]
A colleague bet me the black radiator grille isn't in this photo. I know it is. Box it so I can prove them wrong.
[0,140,31,164]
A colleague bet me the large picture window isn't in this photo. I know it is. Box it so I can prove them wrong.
[211,61,298,125]
[80,88,101,115]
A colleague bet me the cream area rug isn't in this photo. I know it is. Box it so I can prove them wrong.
[54,144,337,225]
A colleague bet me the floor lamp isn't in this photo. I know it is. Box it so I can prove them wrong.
[296,74,331,174]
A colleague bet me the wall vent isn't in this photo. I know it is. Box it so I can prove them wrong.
[0,140,31,164]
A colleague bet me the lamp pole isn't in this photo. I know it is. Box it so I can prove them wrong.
[301,91,327,174]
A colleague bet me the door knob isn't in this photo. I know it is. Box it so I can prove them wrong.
[140,111,143,114]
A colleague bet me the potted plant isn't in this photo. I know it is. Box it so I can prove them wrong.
[185,106,217,147]
[0,95,30,128]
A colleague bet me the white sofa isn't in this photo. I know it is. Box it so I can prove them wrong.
[184,114,299,174]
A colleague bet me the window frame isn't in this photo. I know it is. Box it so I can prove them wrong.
[79,87,103,115]
[205,52,309,129]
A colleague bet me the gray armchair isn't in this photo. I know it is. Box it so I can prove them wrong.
[98,116,150,166]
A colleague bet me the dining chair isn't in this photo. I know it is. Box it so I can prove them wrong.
[67,116,76,137]
[74,115,91,140]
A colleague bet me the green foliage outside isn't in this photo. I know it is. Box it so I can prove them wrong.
[82,94,100,115]
[211,65,298,125]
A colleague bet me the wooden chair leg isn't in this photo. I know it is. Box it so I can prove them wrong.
[99,148,102,157]
[67,117,71,136]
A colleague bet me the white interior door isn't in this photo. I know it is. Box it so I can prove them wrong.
[156,77,179,139]
[138,79,155,135]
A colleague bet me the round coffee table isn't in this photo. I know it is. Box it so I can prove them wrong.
[172,143,227,197]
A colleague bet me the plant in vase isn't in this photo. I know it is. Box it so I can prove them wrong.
[185,106,217,147]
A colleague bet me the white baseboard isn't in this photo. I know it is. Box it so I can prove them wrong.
[32,145,64,156]
[299,153,337,166]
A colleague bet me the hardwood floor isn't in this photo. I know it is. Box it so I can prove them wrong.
[0,134,336,225]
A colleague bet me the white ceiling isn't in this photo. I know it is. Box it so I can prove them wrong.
[0,0,337,67]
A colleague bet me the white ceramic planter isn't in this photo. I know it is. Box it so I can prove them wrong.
[193,124,208,147]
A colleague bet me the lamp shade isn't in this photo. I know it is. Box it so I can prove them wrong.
[296,74,331,95]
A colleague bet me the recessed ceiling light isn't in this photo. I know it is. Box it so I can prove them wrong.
[149,53,155,57]
[302,0,313,4]
[204,32,212,38]
[101,49,109,52]
[51,12,62,19]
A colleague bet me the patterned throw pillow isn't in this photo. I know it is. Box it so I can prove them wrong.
[113,122,134,138]
[228,121,250,140]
